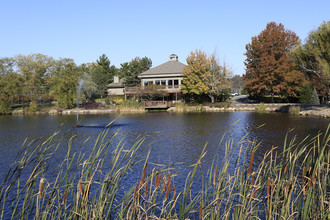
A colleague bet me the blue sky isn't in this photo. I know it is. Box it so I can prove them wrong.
[1,0,329,75]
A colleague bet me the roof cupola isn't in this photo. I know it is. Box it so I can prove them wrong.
[169,54,178,61]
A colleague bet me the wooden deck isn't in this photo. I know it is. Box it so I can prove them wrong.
[144,101,171,110]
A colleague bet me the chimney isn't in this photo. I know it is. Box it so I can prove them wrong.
[113,76,119,83]
[169,54,178,61]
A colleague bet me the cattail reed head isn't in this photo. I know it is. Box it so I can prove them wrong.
[199,202,203,219]
[248,150,255,175]
[155,173,161,189]
[267,178,271,198]
[62,190,69,205]
[173,184,176,198]
[144,181,148,198]
[213,168,218,186]
[284,162,288,174]
[39,178,45,198]
[140,162,147,189]
[250,172,255,188]
[302,167,306,184]
[165,172,171,199]
[133,185,138,201]
[79,180,83,195]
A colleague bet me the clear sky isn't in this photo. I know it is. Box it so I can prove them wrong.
[1,0,329,75]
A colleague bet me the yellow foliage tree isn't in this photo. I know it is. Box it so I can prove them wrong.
[181,50,231,103]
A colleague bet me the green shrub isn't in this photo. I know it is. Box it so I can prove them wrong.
[105,97,111,105]
[289,105,301,115]
[28,101,39,113]
[119,99,144,110]
[111,96,124,105]
[255,102,266,112]
[0,101,11,114]
[299,84,313,104]
[211,101,232,108]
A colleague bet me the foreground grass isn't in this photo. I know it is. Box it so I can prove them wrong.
[0,123,329,219]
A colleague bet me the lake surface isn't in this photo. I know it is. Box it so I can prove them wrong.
[0,112,329,211]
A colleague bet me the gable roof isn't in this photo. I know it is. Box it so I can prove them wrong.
[139,60,186,77]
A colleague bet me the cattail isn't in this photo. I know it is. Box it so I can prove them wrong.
[173,184,176,198]
[79,180,83,196]
[39,178,45,198]
[250,172,255,188]
[267,178,271,198]
[302,167,306,184]
[199,202,203,219]
[62,190,69,205]
[140,162,147,189]
[165,172,171,199]
[213,168,218,186]
[155,173,161,189]
[163,177,167,192]
[133,185,138,201]
[248,151,255,175]
[283,162,288,174]
[144,181,148,198]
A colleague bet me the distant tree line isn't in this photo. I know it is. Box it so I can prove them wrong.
[0,21,328,113]
[0,54,152,112]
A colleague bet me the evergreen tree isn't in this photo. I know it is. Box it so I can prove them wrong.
[121,57,152,87]
[91,54,117,98]
[311,89,320,104]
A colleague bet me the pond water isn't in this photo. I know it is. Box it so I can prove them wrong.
[0,112,328,216]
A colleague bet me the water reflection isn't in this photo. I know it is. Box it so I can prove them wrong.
[0,112,328,199]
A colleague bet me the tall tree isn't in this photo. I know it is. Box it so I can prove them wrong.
[14,54,54,103]
[243,22,305,102]
[121,57,152,87]
[181,50,231,103]
[91,54,117,98]
[48,58,82,109]
[290,21,330,102]
[0,58,23,112]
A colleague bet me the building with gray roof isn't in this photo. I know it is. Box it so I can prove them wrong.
[138,54,186,93]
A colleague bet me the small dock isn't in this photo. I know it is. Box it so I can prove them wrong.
[144,101,171,110]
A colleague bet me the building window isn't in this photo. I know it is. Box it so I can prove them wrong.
[161,80,166,85]
[144,81,153,86]
[155,80,160,85]
[174,80,179,85]
[168,80,173,86]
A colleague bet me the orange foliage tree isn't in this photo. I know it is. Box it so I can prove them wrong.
[243,22,305,102]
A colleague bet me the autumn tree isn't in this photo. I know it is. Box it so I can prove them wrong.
[181,50,231,103]
[120,57,152,87]
[290,21,329,103]
[14,54,54,103]
[91,54,117,98]
[244,22,305,102]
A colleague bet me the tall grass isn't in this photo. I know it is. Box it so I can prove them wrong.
[0,123,329,219]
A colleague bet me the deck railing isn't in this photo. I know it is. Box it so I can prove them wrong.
[144,101,172,109]
[125,85,181,94]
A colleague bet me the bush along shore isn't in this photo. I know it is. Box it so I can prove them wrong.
[0,123,329,219]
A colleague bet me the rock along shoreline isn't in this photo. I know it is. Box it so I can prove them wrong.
[9,103,330,118]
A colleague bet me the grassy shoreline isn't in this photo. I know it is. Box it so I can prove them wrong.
[0,123,329,219]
